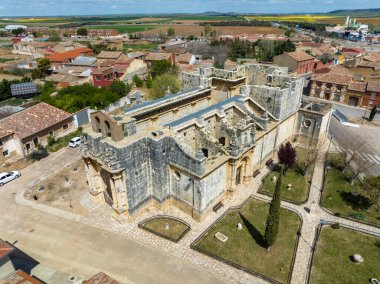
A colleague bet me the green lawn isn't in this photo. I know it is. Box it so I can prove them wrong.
[140,216,190,242]
[193,199,301,283]
[260,168,309,204]
[88,25,157,34]
[310,226,380,284]
[322,167,380,226]
[123,43,158,51]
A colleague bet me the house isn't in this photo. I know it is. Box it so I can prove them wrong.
[10,82,39,99]
[0,270,42,284]
[344,52,380,81]
[46,47,94,69]
[88,29,119,38]
[96,51,129,67]
[12,42,54,59]
[70,56,97,67]
[127,51,148,60]
[0,103,73,161]
[309,65,380,107]
[92,67,118,87]
[158,39,187,52]
[145,52,175,67]
[52,41,84,53]
[273,51,315,74]
[118,59,147,84]
[82,272,120,284]
[45,67,93,88]
[224,59,238,70]
[0,239,15,279]
[175,53,196,65]
[0,106,24,120]
[341,47,364,60]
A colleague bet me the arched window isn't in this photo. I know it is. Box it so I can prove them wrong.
[94,116,101,133]
[219,137,226,146]
[105,121,111,137]
[201,148,209,158]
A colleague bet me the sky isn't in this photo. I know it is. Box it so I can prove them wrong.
[0,0,380,16]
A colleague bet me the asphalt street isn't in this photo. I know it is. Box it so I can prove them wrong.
[329,116,380,176]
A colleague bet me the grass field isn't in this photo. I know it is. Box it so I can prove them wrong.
[322,160,379,226]
[310,226,380,284]
[193,198,301,283]
[140,216,189,242]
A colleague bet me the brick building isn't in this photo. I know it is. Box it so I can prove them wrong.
[273,51,315,74]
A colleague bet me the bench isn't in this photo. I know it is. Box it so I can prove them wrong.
[266,159,274,167]
[252,170,261,178]
[213,201,224,213]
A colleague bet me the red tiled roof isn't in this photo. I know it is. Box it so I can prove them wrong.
[367,81,380,93]
[82,272,120,284]
[300,42,323,48]
[47,47,93,63]
[0,239,14,260]
[348,81,367,92]
[175,53,193,64]
[0,102,72,140]
[312,73,352,86]
[0,270,42,284]
[286,51,315,62]
[97,51,123,60]
[145,52,171,61]
[363,52,380,63]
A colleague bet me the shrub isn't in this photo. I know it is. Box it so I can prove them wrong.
[349,211,365,221]
[375,240,380,248]
[293,160,308,176]
[133,75,144,87]
[47,135,56,146]
[331,222,340,229]
[28,146,49,161]
[343,170,354,182]
[328,154,344,171]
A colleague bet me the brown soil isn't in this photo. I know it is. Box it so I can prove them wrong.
[0,158,34,173]
[24,160,89,216]
[138,25,285,37]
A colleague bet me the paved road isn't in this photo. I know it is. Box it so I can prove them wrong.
[0,148,231,284]
[329,116,380,176]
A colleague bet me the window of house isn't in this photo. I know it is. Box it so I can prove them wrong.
[49,131,54,136]
[95,75,101,81]
[63,124,69,130]
[26,143,31,151]
[2,150,9,157]
[0,139,3,146]
[33,137,39,146]
[173,171,181,181]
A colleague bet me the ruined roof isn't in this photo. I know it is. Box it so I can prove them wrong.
[0,102,72,140]
[82,272,120,284]
[0,270,42,284]
[145,52,172,61]
[47,47,93,63]
[367,81,380,93]
[97,51,123,60]
[0,239,14,260]
[348,81,367,92]
[286,51,314,62]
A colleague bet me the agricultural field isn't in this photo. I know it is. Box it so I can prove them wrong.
[88,25,158,34]
[247,15,344,24]
[139,25,285,37]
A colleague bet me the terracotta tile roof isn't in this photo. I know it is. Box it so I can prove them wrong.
[363,52,380,63]
[0,102,72,140]
[0,270,42,284]
[0,239,14,260]
[83,272,120,284]
[47,47,93,63]
[312,72,352,86]
[97,51,123,60]
[145,52,171,61]
[300,42,323,48]
[367,81,380,93]
[286,51,315,62]
[348,81,367,92]
[314,64,352,77]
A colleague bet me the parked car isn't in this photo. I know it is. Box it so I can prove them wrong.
[0,171,21,186]
[69,137,81,148]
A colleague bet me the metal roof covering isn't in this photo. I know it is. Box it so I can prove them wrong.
[10,82,38,97]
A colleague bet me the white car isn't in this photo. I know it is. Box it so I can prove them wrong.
[69,137,81,148]
[0,171,21,186]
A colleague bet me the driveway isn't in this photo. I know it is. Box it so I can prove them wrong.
[0,147,231,284]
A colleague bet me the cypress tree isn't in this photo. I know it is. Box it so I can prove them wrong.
[369,104,378,122]
[265,168,283,250]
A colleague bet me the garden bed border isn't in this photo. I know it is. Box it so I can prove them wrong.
[190,195,303,284]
